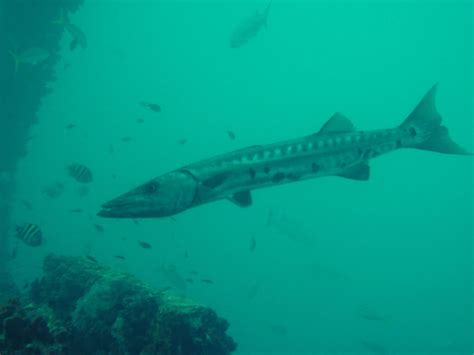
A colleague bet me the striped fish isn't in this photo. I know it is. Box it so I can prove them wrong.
[15,224,43,247]
[67,163,93,183]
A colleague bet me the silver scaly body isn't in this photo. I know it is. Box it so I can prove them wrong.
[98,84,471,219]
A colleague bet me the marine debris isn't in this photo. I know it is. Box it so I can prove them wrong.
[0,254,237,354]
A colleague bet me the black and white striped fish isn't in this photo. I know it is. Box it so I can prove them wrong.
[15,224,43,247]
[67,163,93,183]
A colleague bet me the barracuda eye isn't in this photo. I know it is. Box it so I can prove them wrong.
[145,181,160,194]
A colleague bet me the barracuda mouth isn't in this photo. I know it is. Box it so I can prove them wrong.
[98,170,200,219]
[97,199,138,218]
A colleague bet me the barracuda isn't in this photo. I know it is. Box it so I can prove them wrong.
[98,84,471,219]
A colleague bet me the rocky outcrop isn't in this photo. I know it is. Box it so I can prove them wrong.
[0,254,237,354]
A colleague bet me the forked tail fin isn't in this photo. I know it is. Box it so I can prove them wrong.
[400,84,471,155]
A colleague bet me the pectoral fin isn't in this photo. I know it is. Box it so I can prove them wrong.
[338,162,370,181]
[228,190,252,207]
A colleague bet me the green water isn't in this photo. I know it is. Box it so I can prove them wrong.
[10,1,473,353]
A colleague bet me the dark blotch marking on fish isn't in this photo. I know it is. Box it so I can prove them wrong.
[396,139,403,149]
[272,172,285,183]
[362,149,374,160]
[287,173,301,181]
[357,148,363,157]
[409,127,417,137]
[264,166,271,174]
[311,163,320,173]
[249,168,256,179]
[202,172,231,189]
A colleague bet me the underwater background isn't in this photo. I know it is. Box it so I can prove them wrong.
[2,0,473,354]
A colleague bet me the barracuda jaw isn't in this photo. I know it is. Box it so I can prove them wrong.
[98,170,198,219]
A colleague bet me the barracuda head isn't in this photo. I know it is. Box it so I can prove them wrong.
[98,170,198,218]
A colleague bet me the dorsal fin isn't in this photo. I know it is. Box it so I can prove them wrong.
[317,113,355,135]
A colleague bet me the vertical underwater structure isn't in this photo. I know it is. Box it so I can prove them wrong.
[0,0,84,302]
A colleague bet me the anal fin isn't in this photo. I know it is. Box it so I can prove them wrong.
[338,162,370,181]
[228,190,252,207]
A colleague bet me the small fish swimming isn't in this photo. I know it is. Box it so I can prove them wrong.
[121,136,132,143]
[161,264,187,293]
[249,235,256,252]
[140,102,161,113]
[86,255,98,263]
[15,224,43,247]
[65,123,77,130]
[54,12,87,51]
[76,185,90,197]
[66,22,87,51]
[67,163,93,184]
[266,210,316,246]
[69,208,84,213]
[247,279,264,300]
[132,219,140,226]
[361,339,387,354]
[8,46,51,72]
[185,278,194,283]
[177,138,188,145]
[229,1,272,48]
[114,255,126,260]
[93,224,105,233]
[201,279,214,284]
[227,131,236,140]
[268,324,287,336]
[42,181,64,199]
[356,306,389,323]
[138,241,152,249]
[20,200,33,210]
[137,118,145,124]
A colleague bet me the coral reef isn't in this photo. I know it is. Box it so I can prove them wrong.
[1,254,236,354]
